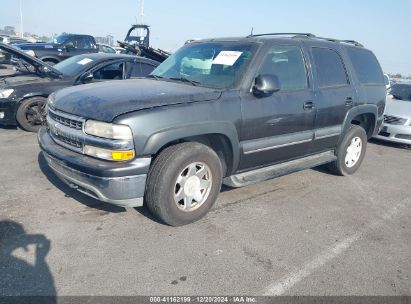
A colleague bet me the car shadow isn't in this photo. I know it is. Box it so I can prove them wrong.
[38,152,126,213]
[369,138,411,150]
[0,125,18,130]
[0,220,56,301]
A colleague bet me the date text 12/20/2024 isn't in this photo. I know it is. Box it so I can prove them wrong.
[149,296,257,303]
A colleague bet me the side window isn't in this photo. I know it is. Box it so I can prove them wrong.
[93,62,124,80]
[312,48,349,88]
[259,45,308,91]
[347,48,384,85]
[127,62,156,78]
[70,37,92,49]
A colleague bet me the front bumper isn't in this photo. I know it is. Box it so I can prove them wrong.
[374,123,411,145]
[38,126,151,207]
[0,98,17,126]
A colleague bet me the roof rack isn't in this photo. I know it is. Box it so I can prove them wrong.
[247,33,364,47]
[247,33,315,38]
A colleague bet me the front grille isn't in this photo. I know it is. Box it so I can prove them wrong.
[47,108,85,152]
[384,115,407,126]
[48,110,83,130]
[53,133,83,149]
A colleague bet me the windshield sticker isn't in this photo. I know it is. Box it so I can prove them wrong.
[77,58,93,65]
[212,51,243,66]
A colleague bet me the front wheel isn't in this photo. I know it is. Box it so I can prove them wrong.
[145,142,223,226]
[328,125,367,176]
[16,97,47,132]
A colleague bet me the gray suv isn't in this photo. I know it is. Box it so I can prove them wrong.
[38,33,386,226]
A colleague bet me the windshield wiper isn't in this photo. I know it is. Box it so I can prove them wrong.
[147,74,163,80]
[169,77,200,86]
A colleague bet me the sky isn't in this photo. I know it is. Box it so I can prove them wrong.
[1,0,411,75]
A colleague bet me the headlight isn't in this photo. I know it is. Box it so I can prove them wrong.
[84,120,133,140]
[84,145,135,161]
[0,89,14,98]
[24,50,36,57]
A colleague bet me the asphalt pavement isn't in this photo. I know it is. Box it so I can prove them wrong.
[0,127,410,296]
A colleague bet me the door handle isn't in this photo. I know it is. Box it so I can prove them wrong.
[303,101,315,110]
[345,97,353,106]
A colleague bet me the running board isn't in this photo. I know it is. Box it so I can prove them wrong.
[223,151,336,188]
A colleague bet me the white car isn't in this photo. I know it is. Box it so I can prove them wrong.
[374,83,411,145]
[97,43,117,54]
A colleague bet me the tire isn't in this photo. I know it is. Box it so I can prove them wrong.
[145,142,223,226]
[328,125,367,176]
[16,97,47,132]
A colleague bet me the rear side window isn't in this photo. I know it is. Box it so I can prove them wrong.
[312,48,349,88]
[126,62,156,78]
[347,48,384,85]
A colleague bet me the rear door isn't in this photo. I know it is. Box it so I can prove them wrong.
[307,45,357,152]
[239,43,316,170]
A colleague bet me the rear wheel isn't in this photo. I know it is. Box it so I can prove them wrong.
[16,97,47,132]
[328,125,367,175]
[145,142,223,226]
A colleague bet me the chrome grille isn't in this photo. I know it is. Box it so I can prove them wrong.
[47,108,85,153]
[48,109,83,130]
[52,133,82,149]
[384,115,407,126]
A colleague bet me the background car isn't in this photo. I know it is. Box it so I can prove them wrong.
[0,35,31,45]
[0,43,159,132]
[14,33,99,65]
[113,46,127,54]
[374,83,411,145]
[97,43,117,54]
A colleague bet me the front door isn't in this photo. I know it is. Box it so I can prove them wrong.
[239,44,316,171]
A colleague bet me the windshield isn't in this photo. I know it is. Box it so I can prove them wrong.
[53,55,94,76]
[389,84,411,102]
[150,42,257,89]
[48,35,70,44]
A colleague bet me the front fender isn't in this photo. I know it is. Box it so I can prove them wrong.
[143,122,240,173]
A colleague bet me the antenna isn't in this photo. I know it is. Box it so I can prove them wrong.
[250,27,254,36]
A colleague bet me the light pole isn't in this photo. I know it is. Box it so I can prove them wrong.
[19,0,23,38]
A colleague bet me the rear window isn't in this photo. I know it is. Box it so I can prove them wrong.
[347,48,384,85]
[312,48,349,88]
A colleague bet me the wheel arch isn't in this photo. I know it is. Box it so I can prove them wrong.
[39,57,60,64]
[143,123,240,177]
[342,105,378,139]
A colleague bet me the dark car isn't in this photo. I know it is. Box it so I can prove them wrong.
[0,43,159,132]
[38,33,386,226]
[15,34,98,65]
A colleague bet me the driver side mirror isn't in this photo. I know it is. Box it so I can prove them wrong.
[81,72,94,83]
[252,74,281,97]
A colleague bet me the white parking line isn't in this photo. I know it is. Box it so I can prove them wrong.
[263,197,410,296]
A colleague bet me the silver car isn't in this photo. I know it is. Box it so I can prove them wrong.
[375,83,411,145]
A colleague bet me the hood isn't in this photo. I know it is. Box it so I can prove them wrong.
[50,78,222,122]
[0,42,62,78]
[2,75,53,88]
[385,96,411,118]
